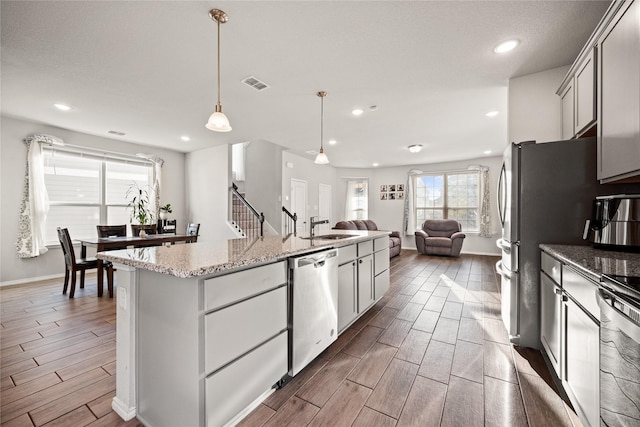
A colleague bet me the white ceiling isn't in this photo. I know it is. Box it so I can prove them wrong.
[1,1,610,168]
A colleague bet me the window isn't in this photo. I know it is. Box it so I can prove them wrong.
[43,148,153,244]
[414,171,480,232]
[345,179,368,220]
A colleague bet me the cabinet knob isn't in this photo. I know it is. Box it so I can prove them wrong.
[359,259,363,264]
[562,295,568,302]
[554,289,562,295]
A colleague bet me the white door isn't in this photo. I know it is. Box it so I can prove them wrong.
[291,179,307,235]
[318,184,332,232]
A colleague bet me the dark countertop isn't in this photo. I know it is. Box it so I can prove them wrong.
[540,244,640,280]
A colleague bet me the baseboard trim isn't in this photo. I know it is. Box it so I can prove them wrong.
[400,247,499,257]
[112,397,137,421]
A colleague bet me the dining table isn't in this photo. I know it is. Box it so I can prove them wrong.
[80,233,198,297]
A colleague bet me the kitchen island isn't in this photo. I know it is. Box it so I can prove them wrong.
[97,230,391,427]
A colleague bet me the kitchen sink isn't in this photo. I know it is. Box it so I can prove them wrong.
[300,234,358,240]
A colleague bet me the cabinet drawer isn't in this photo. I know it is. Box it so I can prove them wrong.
[205,286,287,374]
[541,251,561,285]
[358,240,374,257]
[374,250,389,276]
[206,331,288,427]
[562,266,599,321]
[338,244,357,265]
[204,261,287,311]
[374,236,389,252]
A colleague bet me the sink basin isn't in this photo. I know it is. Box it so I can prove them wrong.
[300,234,358,240]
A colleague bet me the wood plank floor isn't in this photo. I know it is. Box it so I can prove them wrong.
[240,251,582,427]
[0,251,581,426]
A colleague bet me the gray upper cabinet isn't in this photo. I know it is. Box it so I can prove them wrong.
[598,0,640,182]
[561,81,575,140]
[575,48,596,134]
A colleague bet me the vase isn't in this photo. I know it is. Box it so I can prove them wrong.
[139,229,147,238]
[159,211,168,220]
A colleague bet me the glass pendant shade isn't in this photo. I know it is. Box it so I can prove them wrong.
[314,148,329,164]
[206,105,232,132]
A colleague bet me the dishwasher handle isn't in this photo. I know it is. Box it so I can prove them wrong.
[292,250,337,268]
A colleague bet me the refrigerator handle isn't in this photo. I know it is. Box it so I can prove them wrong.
[497,163,506,227]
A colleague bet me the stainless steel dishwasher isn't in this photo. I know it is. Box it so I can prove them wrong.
[289,248,338,376]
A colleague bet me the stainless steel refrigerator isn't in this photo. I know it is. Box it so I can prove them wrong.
[496,137,607,349]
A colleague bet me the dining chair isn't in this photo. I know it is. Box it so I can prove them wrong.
[57,227,113,298]
[131,224,157,237]
[96,224,127,238]
[186,223,200,242]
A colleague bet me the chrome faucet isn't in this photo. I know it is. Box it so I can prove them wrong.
[309,216,329,239]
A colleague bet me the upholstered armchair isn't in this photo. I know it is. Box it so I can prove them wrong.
[415,219,466,257]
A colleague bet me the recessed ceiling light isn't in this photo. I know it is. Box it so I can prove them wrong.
[54,103,71,111]
[408,144,423,153]
[493,39,519,54]
[486,111,499,117]
[181,136,191,141]
[372,163,379,167]
[328,139,337,145]
[352,108,364,116]
[484,150,492,155]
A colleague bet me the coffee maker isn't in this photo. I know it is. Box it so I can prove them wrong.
[584,195,640,249]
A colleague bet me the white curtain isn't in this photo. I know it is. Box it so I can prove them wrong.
[16,134,60,258]
[152,158,164,221]
[468,164,492,237]
[344,179,368,220]
[402,169,423,236]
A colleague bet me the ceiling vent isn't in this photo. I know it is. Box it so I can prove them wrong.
[108,130,126,136]
[242,76,269,91]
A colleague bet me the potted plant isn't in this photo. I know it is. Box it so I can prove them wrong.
[159,203,172,220]
[127,183,154,237]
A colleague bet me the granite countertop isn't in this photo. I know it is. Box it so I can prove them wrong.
[540,244,640,280]
[96,230,390,278]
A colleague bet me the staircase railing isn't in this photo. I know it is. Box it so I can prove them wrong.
[230,183,264,238]
[282,206,298,236]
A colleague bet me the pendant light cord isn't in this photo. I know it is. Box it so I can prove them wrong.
[320,95,324,151]
[217,17,221,107]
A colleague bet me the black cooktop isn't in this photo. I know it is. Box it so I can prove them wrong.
[602,274,640,303]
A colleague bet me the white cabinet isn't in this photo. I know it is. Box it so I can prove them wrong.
[575,48,596,134]
[564,296,600,427]
[540,272,563,377]
[337,238,390,333]
[137,262,288,427]
[598,0,640,182]
[338,260,357,332]
[539,250,600,427]
[561,81,575,140]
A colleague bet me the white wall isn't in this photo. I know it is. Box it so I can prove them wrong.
[185,145,237,243]
[508,65,569,144]
[1,115,186,284]
[336,156,503,256]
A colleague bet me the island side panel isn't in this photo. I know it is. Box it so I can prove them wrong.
[136,269,203,427]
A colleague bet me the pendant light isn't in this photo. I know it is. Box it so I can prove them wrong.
[314,91,329,165]
[206,9,232,132]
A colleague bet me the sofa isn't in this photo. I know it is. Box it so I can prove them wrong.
[333,220,401,258]
[415,219,465,257]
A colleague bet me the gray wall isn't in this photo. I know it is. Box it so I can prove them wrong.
[185,144,238,242]
[281,151,340,233]
[244,140,284,233]
[508,65,569,144]
[1,115,186,285]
